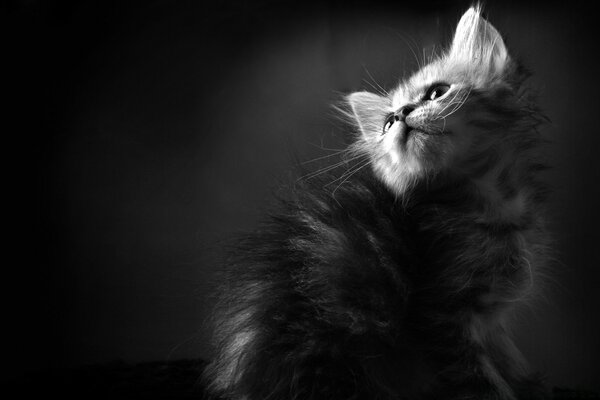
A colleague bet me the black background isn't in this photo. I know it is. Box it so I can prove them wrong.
[4,0,600,392]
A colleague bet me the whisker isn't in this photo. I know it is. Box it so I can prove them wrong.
[363,79,388,98]
[363,66,389,97]
[435,90,464,118]
[390,30,422,70]
[434,87,472,122]
[298,160,351,181]
[324,156,370,188]
[297,154,367,182]
[331,159,372,196]
[306,140,346,152]
[300,149,349,165]
[441,88,472,119]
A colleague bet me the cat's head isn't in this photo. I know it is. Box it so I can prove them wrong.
[348,6,541,196]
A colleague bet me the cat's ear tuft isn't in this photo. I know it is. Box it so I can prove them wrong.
[449,5,509,76]
[347,92,389,137]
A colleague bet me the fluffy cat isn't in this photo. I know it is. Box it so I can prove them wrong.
[204,6,550,400]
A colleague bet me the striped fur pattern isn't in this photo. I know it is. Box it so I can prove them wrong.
[204,6,550,400]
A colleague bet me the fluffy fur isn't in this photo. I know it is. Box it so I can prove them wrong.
[204,6,550,400]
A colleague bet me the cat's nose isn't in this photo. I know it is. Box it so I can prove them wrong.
[397,105,415,120]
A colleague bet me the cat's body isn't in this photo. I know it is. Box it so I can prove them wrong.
[204,6,550,400]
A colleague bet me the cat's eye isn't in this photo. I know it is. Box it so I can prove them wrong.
[383,114,398,135]
[426,83,451,101]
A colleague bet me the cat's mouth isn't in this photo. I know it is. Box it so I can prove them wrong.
[406,125,447,136]
[404,126,427,137]
[399,122,445,146]
[399,127,421,146]
[403,121,427,136]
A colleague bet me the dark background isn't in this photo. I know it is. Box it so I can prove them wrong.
[4,0,599,392]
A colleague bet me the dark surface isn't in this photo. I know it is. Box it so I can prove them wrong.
[3,359,210,399]
[3,359,599,399]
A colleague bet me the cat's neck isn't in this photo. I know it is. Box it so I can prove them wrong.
[469,161,531,227]
[397,157,546,309]
[405,158,540,229]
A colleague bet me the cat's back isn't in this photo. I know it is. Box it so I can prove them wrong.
[203,169,420,399]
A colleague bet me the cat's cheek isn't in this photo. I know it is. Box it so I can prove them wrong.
[423,113,476,166]
[433,106,468,134]
[450,125,480,160]
[409,134,457,176]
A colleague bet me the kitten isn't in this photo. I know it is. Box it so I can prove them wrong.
[204,6,550,400]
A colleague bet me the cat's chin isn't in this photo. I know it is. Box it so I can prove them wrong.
[406,127,430,136]
[375,137,456,195]
[405,127,418,140]
[373,156,425,196]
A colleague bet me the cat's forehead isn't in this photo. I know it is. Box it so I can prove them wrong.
[391,62,445,107]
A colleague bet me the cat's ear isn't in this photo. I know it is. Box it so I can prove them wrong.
[347,92,389,137]
[449,6,509,76]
